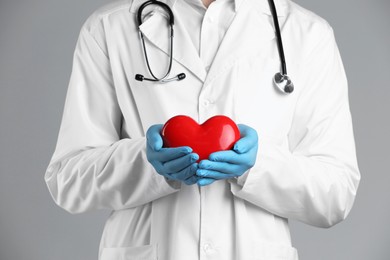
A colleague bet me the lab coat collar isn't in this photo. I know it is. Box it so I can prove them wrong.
[202,0,290,85]
[181,0,244,12]
[257,0,289,17]
[128,0,291,83]
[130,0,177,14]
[129,0,289,15]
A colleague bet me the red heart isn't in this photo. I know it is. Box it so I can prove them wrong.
[161,115,240,161]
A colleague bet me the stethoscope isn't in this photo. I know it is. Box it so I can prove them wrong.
[135,0,294,94]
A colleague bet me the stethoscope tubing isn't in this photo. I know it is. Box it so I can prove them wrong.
[139,26,175,81]
[267,0,287,76]
[136,0,181,82]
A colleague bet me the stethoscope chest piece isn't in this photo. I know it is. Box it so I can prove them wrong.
[273,72,294,94]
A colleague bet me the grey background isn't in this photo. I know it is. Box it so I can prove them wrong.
[0,0,389,259]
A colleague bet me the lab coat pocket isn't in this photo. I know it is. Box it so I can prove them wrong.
[100,244,158,260]
[254,243,298,260]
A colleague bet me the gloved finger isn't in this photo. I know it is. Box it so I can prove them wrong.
[234,124,258,154]
[146,124,164,151]
[152,146,193,163]
[184,174,200,185]
[197,178,216,186]
[198,159,241,175]
[154,159,198,184]
[196,168,237,180]
[151,160,165,176]
[169,161,198,180]
[208,150,243,164]
[163,153,199,174]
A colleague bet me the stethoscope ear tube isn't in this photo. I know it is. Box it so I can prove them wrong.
[137,0,174,27]
[135,0,186,83]
[135,73,186,82]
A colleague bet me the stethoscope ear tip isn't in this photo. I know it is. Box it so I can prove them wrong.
[178,73,186,80]
[135,74,144,81]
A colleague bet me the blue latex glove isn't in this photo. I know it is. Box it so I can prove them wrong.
[146,124,200,185]
[196,124,258,186]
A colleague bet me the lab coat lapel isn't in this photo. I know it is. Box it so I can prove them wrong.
[138,10,207,82]
[204,0,288,86]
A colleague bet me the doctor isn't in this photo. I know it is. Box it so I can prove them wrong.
[44,0,361,259]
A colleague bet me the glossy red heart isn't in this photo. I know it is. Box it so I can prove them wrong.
[161,115,240,161]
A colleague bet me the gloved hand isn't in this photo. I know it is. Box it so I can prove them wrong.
[196,124,258,186]
[146,124,200,185]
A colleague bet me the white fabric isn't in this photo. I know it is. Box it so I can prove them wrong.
[177,0,236,68]
[44,0,361,259]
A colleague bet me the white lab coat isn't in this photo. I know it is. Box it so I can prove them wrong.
[44,0,361,259]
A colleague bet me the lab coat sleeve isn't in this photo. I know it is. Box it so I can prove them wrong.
[230,25,361,228]
[44,25,180,214]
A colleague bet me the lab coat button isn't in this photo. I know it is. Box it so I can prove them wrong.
[205,65,210,72]
[203,243,212,253]
[203,100,210,106]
